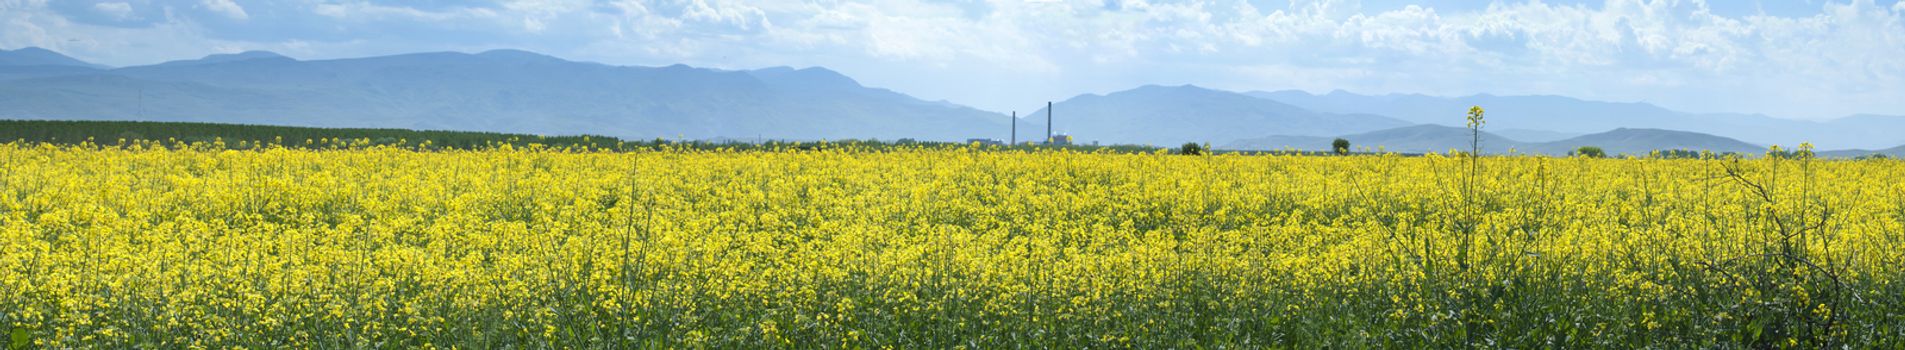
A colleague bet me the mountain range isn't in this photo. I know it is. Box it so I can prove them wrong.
[1,46,1899,155]
[0,47,1007,141]
[1247,90,1905,151]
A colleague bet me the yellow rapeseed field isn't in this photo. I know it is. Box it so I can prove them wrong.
[2,141,1902,348]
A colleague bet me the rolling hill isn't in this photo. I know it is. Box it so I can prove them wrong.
[0,47,105,68]
[0,47,107,81]
[1224,125,1767,156]
[1224,124,1526,154]
[1821,144,1905,158]
[1536,128,1764,156]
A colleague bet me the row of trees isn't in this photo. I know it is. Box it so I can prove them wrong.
[0,120,1181,153]
[1176,138,1354,156]
[0,120,623,150]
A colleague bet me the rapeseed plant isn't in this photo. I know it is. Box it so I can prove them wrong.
[0,140,1899,348]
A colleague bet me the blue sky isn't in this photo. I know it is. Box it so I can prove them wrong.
[3,0,1902,120]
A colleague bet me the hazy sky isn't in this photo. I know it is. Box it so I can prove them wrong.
[4,0,1903,120]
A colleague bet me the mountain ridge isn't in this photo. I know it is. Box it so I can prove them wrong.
[156,51,293,67]
[0,49,1011,141]
[1247,89,1905,150]
[0,47,107,68]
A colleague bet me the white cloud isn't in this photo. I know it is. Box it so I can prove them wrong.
[312,2,498,21]
[2,16,53,48]
[0,0,47,11]
[93,2,133,20]
[503,0,587,32]
[679,0,769,30]
[522,17,545,32]
[200,0,248,20]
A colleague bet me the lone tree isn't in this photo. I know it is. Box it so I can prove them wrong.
[1332,138,1351,155]
[1179,142,1205,156]
[1572,146,1606,158]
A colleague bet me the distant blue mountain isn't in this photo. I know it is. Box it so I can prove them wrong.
[0,47,107,81]
[155,51,293,67]
[1491,128,1581,143]
[1015,85,1409,146]
[1225,124,1526,154]
[0,47,105,68]
[1821,144,1905,158]
[0,49,1010,141]
[1247,90,1905,150]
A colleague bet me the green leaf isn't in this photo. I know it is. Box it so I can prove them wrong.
[1749,318,1765,341]
[8,327,29,350]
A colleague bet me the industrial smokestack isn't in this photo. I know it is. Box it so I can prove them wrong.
[1010,111,1016,145]
[1046,101,1053,144]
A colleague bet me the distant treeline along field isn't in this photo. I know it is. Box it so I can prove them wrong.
[0,120,1179,154]
[0,119,1885,159]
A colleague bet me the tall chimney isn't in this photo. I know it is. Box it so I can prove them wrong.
[1046,101,1053,144]
[1010,111,1016,145]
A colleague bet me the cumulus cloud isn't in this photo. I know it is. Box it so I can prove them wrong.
[92,2,133,20]
[312,2,499,21]
[200,0,248,20]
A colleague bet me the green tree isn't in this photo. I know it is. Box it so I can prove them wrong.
[1178,142,1205,156]
[1332,138,1351,155]
[1571,146,1606,158]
